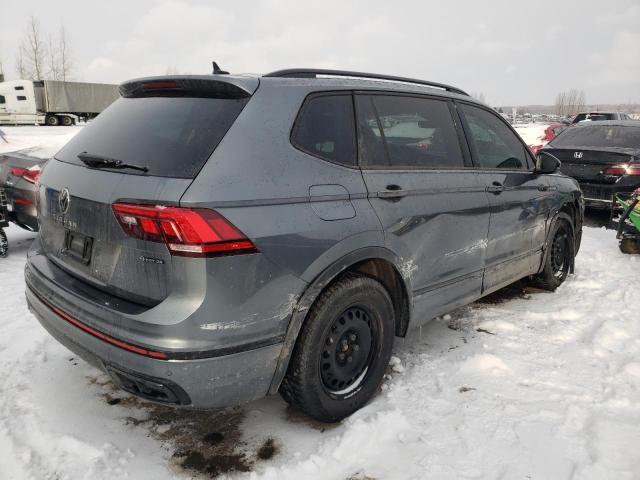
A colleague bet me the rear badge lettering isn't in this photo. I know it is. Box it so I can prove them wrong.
[52,214,78,230]
[139,255,165,265]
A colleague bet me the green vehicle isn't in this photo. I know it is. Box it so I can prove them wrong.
[616,189,640,254]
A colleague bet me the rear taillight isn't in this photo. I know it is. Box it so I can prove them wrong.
[112,203,258,257]
[11,165,41,184]
[603,163,640,176]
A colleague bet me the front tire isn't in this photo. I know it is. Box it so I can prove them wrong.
[45,115,59,126]
[532,218,573,291]
[619,238,640,254]
[0,228,7,258]
[280,273,395,423]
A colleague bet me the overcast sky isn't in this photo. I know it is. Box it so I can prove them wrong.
[1,0,638,106]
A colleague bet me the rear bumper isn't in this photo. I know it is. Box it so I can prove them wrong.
[23,236,300,408]
[578,179,640,205]
[26,285,283,408]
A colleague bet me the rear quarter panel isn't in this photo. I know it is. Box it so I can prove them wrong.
[181,80,384,282]
[180,80,385,340]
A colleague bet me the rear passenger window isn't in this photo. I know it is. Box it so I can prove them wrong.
[460,104,528,169]
[292,94,356,166]
[357,94,464,168]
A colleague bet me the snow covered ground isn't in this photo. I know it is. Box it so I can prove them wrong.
[3,218,640,480]
[514,123,548,149]
[2,126,640,480]
[0,126,82,158]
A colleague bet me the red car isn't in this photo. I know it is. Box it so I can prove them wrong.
[543,123,568,143]
[528,123,569,153]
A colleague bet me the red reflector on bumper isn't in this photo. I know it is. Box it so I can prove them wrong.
[41,298,169,360]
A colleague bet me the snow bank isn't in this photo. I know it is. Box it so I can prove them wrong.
[514,123,548,148]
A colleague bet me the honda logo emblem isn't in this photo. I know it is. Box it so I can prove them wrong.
[574,151,584,159]
[58,188,70,214]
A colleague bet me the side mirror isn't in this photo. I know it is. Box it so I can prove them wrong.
[535,150,561,174]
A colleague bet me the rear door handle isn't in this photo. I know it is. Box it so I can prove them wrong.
[538,184,552,191]
[486,182,505,194]
[378,185,408,199]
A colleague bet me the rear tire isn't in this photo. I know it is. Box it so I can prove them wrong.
[45,115,59,126]
[531,218,573,291]
[280,273,395,423]
[619,238,640,254]
[61,116,73,126]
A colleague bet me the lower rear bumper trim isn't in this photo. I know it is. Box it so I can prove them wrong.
[27,284,285,361]
[32,288,170,359]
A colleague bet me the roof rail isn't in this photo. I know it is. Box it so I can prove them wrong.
[264,68,468,96]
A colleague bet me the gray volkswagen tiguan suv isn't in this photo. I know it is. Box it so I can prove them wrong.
[25,68,583,422]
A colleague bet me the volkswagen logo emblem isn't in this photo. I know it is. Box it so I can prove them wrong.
[58,188,70,214]
[574,151,584,159]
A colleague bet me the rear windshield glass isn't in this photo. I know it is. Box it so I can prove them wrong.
[55,96,249,178]
[552,125,640,149]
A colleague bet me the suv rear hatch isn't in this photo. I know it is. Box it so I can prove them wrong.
[36,76,257,305]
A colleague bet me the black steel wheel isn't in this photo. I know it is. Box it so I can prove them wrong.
[320,306,377,396]
[531,217,574,291]
[280,273,395,423]
[550,225,570,280]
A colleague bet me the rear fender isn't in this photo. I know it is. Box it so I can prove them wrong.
[268,246,411,395]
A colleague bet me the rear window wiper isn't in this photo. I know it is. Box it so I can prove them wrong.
[77,152,149,173]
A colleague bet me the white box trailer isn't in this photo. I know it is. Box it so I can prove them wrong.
[0,79,119,126]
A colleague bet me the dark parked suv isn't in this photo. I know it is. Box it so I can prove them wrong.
[25,68,583,422]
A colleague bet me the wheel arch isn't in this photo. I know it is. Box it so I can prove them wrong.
[558,193,583,253]
[538,209,575,275]
[268,246,412,395]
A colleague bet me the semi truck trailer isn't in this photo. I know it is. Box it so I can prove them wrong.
[0,79,119,126]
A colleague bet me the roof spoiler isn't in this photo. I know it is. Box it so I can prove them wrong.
[119,75,258,99]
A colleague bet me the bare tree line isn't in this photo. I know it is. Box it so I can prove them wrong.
[554,89,586,117]
[15,15,73,81]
